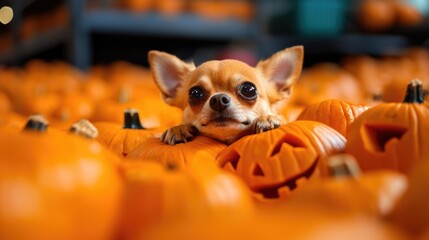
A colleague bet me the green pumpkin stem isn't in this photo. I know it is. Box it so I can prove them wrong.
[327,154,361,178]
[123,108,145,129]
[23,115,48,132]
[403,79,424,104]
[69,119,99,139]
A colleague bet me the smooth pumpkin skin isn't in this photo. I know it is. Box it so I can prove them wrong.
[142,199,408,240]
[0,129,123,240]
[118,159,253,240]
[217,120,346,202]
[125,136,227,168]
[290,63,364,107]
[390,160,429,236]
[297,99,370,137]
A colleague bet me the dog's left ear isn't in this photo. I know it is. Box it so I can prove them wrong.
[256,46,304,99]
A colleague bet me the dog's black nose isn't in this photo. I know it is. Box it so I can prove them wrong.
[209,94,231,112]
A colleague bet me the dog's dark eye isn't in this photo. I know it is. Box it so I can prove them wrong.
[189,86,205,105]
[238,82,258,100]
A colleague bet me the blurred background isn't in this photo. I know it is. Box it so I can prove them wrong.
[0,0,428,69]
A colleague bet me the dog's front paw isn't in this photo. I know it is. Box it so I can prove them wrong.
[253,115,284,134]
[161,124,198,145]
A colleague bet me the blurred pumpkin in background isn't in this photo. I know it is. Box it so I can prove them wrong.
[290,63,364,107]
[357,0,396,32]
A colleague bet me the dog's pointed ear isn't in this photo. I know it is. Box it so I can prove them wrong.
[148,50,196,108]
[256,46,304,99]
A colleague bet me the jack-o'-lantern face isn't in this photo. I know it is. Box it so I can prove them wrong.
[346,80,429,174]
[217,121,346,202]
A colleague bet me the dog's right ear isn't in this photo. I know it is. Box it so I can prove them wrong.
[148,51,195,108]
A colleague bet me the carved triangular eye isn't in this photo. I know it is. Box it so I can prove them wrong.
[252,163,265,176]
[271,134,307,156]
[220,150,240,171]
[364,124,407,152]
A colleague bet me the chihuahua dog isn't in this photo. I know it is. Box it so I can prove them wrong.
[148,46,304,145]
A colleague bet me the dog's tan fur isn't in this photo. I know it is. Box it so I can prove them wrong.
[148,46,304,145]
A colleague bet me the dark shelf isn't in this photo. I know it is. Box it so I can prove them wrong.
[84,11,254,40]
[0,26,68,64]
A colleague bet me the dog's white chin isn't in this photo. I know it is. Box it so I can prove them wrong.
[198,123,252,144]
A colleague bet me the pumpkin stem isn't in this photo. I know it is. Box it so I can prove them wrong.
[403,79,424,103]
[69,119,99,139]
[327,154,361,178]
[23,114,48,132]
[123,108,145,129]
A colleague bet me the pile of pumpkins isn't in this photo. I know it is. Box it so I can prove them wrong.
[1,47,429,239]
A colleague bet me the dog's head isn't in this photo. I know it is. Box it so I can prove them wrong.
[148,46,304,143]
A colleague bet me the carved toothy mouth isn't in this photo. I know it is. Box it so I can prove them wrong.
[253,158,319,199]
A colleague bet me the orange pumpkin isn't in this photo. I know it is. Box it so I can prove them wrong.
[394,0,423,26]
[297,99,370,137]
[0,92,12,114]
[90,87,182,129]
[357,0,395,32]
[94,109,162,158]
[341,55,387,103]
[0,112,26,129]
[390,159,429,236]
[290,63,364,107]
[217,120,346,202]
[0,115,123,240]
[125,135,227,168]
[50,92,95,129]
[118,159,253,239]
[284,154,407,217]
[346,79,429,174]
[155,0,187,15]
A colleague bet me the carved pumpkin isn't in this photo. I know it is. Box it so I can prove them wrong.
[125,135,227,168]
[94,109,162,158]
[346,79,429,174]
[285,154,407,217]
[217,120,346,202]
[297,99,370,137]
[0,115,123,240]
[118,159,253,239]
